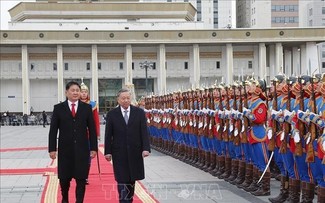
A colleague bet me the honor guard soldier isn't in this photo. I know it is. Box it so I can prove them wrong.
[268,74,289,203]
[228,82,243,184]
[289,75,315,203]
[309,73,325,202]
[303,74,324,203]
[238,79,254,190]
[210,84,224,177]
[242,78,270,196]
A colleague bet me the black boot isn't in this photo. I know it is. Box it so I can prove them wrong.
[318,186,325,203]
[252,171,271,196]
[244,166,258,192]
[233,160,246,186]
[219,157,231,179]
[285,178,301,203]
[238,163,253,189]
[215,155,225,177]
[226,159,239,183]
[268,175,289,203]
[207,152,216,173]
[202,151,211,172]
[210,154,219,176]
[301,181,315,203]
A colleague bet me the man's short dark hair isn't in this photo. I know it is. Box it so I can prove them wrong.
[66,81,81,90]
[117,88,131,97]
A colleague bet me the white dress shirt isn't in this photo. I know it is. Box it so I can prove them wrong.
[68,100,78,113]
[120,106,130,118]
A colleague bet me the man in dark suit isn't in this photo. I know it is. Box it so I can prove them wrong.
[104,88,150,203]
[49,81,98,203]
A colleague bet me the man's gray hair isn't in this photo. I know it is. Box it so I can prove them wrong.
[117,88,131,97]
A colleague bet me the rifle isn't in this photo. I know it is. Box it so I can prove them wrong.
[241,81,249,143]
[306,77,317,163]
[217,87,224,141]
[224,86,230,142]
[295,77,304,156]
[280,79,291,153]
[233,84,240,146]
[268,80,277,151]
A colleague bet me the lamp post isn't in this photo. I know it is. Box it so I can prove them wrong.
[139,60,154,94]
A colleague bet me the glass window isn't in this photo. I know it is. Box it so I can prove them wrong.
[322,62,325,69]
[289,17,294,23]
[119,62,123,70]
[289,5,294,12]
[280,17,285,23]
[280,5,285,11]
[152,62,156,70]
[184,62,188,70]
[248,61,253,69]
[98,62,101,70]
[86,62,91,71]
[53,63,57,71]
[216,61,220,69]
[322,7,325,14]
[30,63,35,71]
[64,63,68,71]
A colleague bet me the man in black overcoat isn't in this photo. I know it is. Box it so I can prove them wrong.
[49,81,98,203]
[104,88,151,203]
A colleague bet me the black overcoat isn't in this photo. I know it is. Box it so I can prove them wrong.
[104,105,150,182]
[48,100,98,180]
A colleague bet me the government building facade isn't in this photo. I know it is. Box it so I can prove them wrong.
[0,0,324,114]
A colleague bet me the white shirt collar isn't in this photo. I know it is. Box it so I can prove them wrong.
[68,100,78,111]
[120,106,130,115]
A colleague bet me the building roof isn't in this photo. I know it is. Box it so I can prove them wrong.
[9,1,197,22]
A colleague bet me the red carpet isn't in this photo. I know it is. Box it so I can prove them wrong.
[55,149,156,203]
[1,146,157,202]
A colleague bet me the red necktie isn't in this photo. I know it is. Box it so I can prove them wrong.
[71,103,76,117]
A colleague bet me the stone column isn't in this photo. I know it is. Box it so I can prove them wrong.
[124,44,136,102]
[191,44,200,88]
[125,44,133,85]
[91,44,99,103]
[275,43,283,74]
[21,45,30,115]
[258,43,266,79]
[268,44,276,79]
[157,44,166,95]
[300,44,306,75]
[292,47,300,75]
[57,45,64,103]
[226,43,233,84]
[284,49,292,75]
[301,42,319,75]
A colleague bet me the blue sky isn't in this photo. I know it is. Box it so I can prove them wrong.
[1,0,35,30]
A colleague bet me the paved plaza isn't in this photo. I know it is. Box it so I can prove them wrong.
[0,125,317,203]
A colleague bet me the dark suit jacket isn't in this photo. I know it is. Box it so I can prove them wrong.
[104,105,150,182]
[48,100,98,179]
